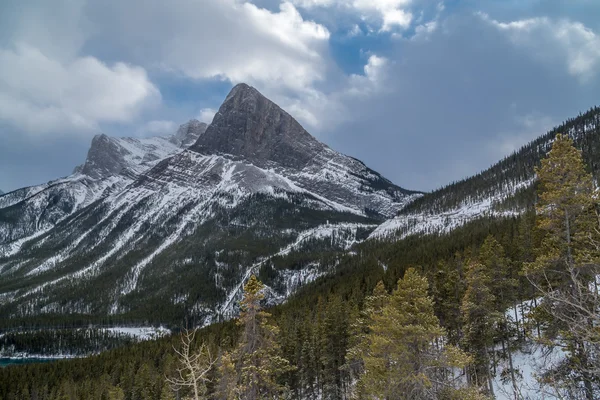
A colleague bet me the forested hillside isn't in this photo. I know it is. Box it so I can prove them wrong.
[0,84,416,327]
[2,134,599,399]
[402,106,600,215]
[371,107,600,239]
[2,105,600,399]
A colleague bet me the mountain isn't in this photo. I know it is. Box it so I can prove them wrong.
[170,119,208,148]
[0,123,204,247]
[0,84,417,325]
[371,106,600,239]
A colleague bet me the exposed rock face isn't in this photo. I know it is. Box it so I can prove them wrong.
[0,83,418,325]
[193,83,324,169]
[191,83,418,217]
[78,127,204,180]
[0,124,202,246]
[170,119,208,148]
[80,134,133,179]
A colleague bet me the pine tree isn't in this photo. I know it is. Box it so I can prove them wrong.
[479,236,521,396]
[217,275,293,400]
[345,281,388,388]
[526,134,595,285]
[214,352,237,400]
[461,261,500,396]
[525,134,600,399]
[432,260,464,344]
[356,268,471,399]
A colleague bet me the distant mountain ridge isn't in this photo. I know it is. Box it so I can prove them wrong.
[0,84,417,325]
[4,82,595,327]
[371,106,600,239]
[0,122,205,246]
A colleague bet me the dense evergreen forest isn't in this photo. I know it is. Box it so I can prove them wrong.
[0,192,377,328]
[1,134,600,399]
[0,329,137,357]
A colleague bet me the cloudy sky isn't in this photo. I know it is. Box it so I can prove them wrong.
[1,0,599,193]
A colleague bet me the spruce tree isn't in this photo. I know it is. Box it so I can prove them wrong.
[356,268,471,399]
[525,134,600,399]
[478,235,523,397]
[320,295,350,399]
[217,275,293,400]
[345,281,388,385]
[461,261,500,396]
[479,235,515,311]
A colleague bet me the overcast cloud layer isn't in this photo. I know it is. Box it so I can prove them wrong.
[0,0,599,192]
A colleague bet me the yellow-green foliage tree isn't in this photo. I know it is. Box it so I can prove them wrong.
[525,134,600,399]
[355,268,471,400]
[216,275,293,400]
[461,261,500,397]
[345,280,388,383]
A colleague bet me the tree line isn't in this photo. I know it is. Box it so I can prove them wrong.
[1,134,599,398]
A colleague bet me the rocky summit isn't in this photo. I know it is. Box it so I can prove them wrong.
[0,84,418,325]
[193,83,324,169]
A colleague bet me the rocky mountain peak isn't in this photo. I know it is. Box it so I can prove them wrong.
[73,121,207,180]
[191,83,325,169]
[170,119,208,148]
[79,134,129,179]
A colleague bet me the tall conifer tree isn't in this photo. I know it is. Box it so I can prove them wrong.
[216,275,293,400]
[461,261,499,396]
[356,268,470,399]
[525,134,600,399]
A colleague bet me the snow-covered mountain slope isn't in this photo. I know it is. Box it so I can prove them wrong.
[0,84,415,325]
[190,83,419,218]
[0,121,205,248]
[371,106,600,240]
[370,178,532,239]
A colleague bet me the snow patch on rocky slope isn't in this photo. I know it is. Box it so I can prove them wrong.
[369,178,534,240]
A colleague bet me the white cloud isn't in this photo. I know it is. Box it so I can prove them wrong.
[413,20,437,38]
[88,0,330,94]
[282,54,390,130]
[480,13,600,82]
[198,108,217,124]
[0,44,160,135]
[137,120,177,136]
[292,0,413,31]
[1,0,345,137]
[490,111,556,158]
[347,24,363,37]
[348,55,390,94]
[82,0,390,132]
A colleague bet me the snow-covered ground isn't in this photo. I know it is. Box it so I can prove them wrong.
[493,344,563,400]
[104,326,171,340]
[492,299,564,400]
[215,222,370,321]
[369,178,534,240]
[0,353,80,360]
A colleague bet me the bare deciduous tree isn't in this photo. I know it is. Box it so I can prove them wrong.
[166,329,216,400]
